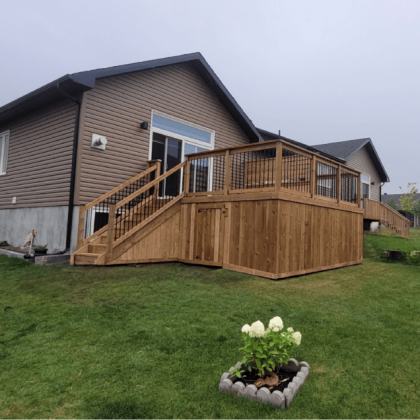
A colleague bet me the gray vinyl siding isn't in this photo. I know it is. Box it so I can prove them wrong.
[76,63,252,205]
[347,146,381,201]
[0,99,77,209]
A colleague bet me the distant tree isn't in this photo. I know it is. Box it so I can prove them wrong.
[387,198,399,210]
[399,183,419,212]
[412,200,420,218]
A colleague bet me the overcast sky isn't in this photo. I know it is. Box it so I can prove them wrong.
[1,0,418,193]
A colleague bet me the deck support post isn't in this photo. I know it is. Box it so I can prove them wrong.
[225,150,231,194]
[147,159,161,198]
[357,175,361,208]
[337,165,341,204]
[76,205,86,250]
[311,157,317,198]
[107,204,116,263]
[184,157,191,194]
[275,142,283,191]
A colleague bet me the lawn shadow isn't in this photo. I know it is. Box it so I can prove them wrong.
[84,397,156,419]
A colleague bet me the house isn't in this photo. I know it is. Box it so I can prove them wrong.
[382,193,420,227]
[0,53,407,278]
[308,139,411,235]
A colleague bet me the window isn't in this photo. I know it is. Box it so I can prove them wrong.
[361,173,370,199]
[149,111,215,194]
[0,131,10,175]
[152,114,212,144]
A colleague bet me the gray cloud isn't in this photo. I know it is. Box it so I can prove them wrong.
[1,0,418,192]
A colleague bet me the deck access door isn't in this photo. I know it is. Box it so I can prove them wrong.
[194,204,227,266]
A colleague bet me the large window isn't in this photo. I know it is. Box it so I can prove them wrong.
[0,131,9,175]
[149,111,215,194]
[361,173,370,199]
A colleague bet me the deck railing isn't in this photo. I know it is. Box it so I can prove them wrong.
[77,161,160,248]
[362,198,410,237]
[185,139,361,206]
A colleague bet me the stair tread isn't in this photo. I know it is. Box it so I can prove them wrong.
[75,253,103,257]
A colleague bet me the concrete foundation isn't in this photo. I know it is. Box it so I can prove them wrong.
[70,205,80,254]
[0,206,69,253]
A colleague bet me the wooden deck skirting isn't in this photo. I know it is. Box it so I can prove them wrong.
[72,139,365,279]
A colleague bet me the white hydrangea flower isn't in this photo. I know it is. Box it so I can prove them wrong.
[292,331,302,346]
[268,316,284,331]
[249,320,265,338]
[272,327,280,332]
[287,327,294,333]
[241,324,251,334]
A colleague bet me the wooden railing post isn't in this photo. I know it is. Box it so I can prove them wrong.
[311,157,317,198]
[225,150,231,194]
[184,157,191,194]
[337,165,341,204]
[357,176,361,208]
[275,142,283,192]
[76,205,86,250]
[107,204,116,263]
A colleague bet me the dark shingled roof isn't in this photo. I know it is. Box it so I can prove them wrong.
[382,193,420,209]
[0,52,263,143]
[256,128,346,163]
[311,138,369,160]
[312,138,390,183]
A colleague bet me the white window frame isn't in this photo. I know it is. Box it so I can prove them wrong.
[361,173,371,199]
[0,130,10,175]
[148,110,215,193]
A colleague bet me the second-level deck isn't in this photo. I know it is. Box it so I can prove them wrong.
[183,139,362,211]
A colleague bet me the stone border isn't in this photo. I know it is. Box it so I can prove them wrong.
[0,248,27,259]
[218,358,310,409]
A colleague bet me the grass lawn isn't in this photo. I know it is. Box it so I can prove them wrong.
[1,233,420,418]
[364,227,420,259]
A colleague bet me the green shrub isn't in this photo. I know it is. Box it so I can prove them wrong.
[231,317,301,378]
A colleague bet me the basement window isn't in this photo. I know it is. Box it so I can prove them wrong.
[0,131,9,175]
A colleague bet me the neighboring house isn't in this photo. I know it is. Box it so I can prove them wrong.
[310,138,390,202]
[382,193,420,227]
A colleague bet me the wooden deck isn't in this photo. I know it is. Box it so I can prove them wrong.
[362,198,410,238]
[71,139,366,279]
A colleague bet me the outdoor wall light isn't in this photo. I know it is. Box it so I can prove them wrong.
[371,182,375,185]
[140,122,149,130]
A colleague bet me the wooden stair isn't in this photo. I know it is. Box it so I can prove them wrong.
[362,198,410,238]
[71,160,187,266]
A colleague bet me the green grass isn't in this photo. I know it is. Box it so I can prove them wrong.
[364,227,420,259]
[1,252,420,418]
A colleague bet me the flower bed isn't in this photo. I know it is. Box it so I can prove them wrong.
[219,317,309,408]
[219,359,309,408]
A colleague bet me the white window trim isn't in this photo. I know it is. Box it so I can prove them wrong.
[148,110,215,194]
[0,130,10,175]
[148,110,215,160]
[361,173,371,199]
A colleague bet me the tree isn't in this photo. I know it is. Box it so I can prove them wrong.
[412,200,420,218]
[387,198,399,210]
[399,183,419,213]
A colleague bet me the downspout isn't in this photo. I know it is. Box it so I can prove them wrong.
[56,83,81,251]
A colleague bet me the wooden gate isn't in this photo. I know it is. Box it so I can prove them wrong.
[194,204,227,266]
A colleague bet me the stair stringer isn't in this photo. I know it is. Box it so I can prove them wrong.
[108,200,182,265]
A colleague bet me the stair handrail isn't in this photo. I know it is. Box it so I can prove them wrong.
[77,163,159,249]
[115,161,187,210]
[84,165,157,211]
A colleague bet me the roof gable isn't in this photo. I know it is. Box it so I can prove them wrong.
[312,138,389,183]
[0,53,262,143]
